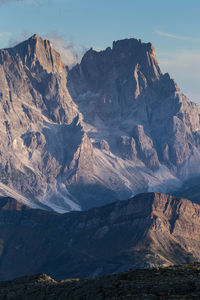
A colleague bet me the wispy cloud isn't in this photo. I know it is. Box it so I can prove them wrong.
[3,31,86,68]
[44,32,87,68]
[156,30,200,42]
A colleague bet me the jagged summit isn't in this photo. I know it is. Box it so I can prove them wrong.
[24,33,54,51]
[112,37,156,55]
[87,38,156,56]
[77,37,161,94]
[11,33,52,50]
[2,34,63,74]
[30,33,40,40]
[68,37,180,124]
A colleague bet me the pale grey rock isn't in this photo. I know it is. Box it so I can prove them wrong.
[117,136,137,161]
[98,140,110,152]
[0,35,200,212]
[132,125,159,170]
[0,35,81,212]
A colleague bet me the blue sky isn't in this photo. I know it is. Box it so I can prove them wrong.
[1,0,200,103]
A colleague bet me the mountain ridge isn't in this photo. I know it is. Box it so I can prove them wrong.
[0,192,199,281]
[1,263,200,299]
[0,34,200,211]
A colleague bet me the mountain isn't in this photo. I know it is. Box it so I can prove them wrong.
[0,192,199,281]
[1,263,200,299]
[0,34,200,211]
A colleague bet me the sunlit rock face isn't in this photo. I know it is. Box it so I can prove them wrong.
[0,35,200,212]
[0,34,81,212]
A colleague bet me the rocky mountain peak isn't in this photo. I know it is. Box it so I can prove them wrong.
[112,38,156,56]
[79,38,161,84]
[9,34,64,74]
[0,34,200,213]
[31,33,40,40]
[68,37,163,122]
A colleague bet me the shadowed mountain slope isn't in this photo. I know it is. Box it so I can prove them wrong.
[0,193,199,281]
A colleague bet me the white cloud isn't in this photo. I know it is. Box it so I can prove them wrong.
[4,31,85,68]
[156,30,200,42]
[44,33,86,68]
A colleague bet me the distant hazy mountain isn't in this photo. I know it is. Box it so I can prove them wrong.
[0,34,200,212]
[0,192,199,281]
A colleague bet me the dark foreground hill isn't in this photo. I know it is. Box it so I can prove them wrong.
[1,263,200,299]
[0,192,200,281]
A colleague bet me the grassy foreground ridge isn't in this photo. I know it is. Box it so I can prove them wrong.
[1,263,200,299]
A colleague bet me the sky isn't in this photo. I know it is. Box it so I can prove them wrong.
[0,0,200,103]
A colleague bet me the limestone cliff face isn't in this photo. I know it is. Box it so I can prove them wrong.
[1,34,78,124]
[68,39,162,120]
[0,35,83,212]
[146,193,200,262]
[68,38,200,198]
[0,35,200,211]
[9,34,63,74]
[68,39,200,170]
